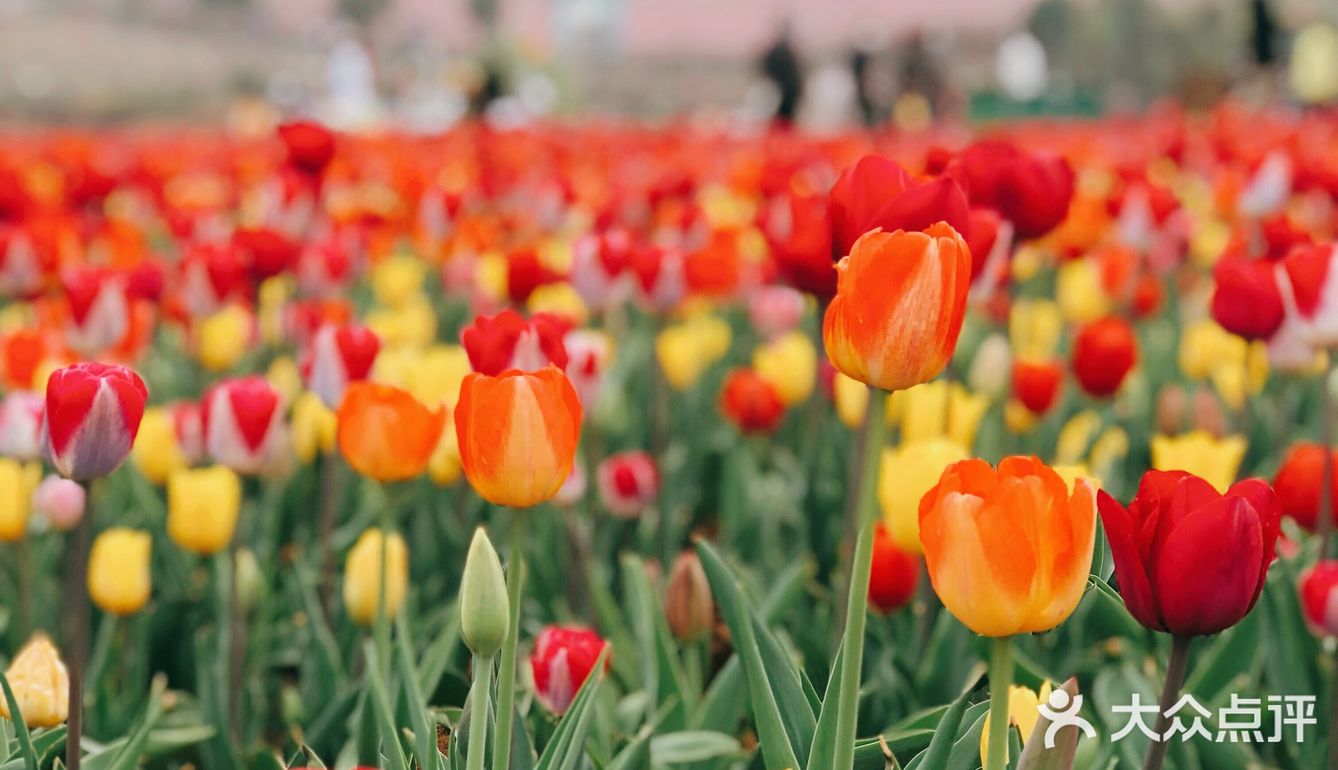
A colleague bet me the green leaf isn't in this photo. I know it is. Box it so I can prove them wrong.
[650,731,741,763]
[83,676,169,770]
[906,686,973,770]
[395,613,443,770]
[363,641,410,770]
[0,671,37,770]
[695,541,812,770]
[534,649,609,770]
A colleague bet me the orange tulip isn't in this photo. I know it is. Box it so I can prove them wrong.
[455,366,582,508]
[336,382,446,482]
[919,456,1096,637]
[823,224,971,392]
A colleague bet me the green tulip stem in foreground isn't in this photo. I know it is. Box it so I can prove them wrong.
[1143,635,1192,770]
[213,549,235,748]
[468,653,496,770]
[492,523,526,770]
[831,386,888,770]
[63,481,95,770]
[375,485,399,682]
[985,636,1015,770]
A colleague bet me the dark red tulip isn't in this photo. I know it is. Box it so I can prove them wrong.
[1097,470,1280,637]
[763,191,836,297]
[1211,258,1285,341]
[957,142,1075,240]
[1072,316,1138,398]
[827,155,970,259]
[1299,561,1338,636]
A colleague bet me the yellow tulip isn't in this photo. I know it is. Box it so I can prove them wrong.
[1052,464,1101,492]
[878,438,967,554]
[0,634,68,728]
[267,356,304,409]
[1090,425,1129,481]
[371,255,427,309]
[656,313,732,391]
[366,296,437,350]
[291,391,337,464]
[1009,299,1063,361]
[257,275,293,345]
[753,331,817,406]
[1151,430,1248,493]
[1178,319,1245,381]
[888,380,988,450]
[343,528,409,625]
[429,420,463,486]
[88,528,152,616]
[979,682,1052,765]
[475,252,508,302]
[167,466,242,555]
[0,460,40,541]
[967,333,1013,401]
[196,304,253,372]
[131,408,188,486]
[832,371,871,429]
[1054,410,1101,465]
[1056,258,1110,324]
[1190,217,1231,269]
[404,345,472,409]
[1004,399,1040,434]
[527,282,589,326]
[944,384,988,450]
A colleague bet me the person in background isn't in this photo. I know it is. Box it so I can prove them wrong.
[1251,0,1279,71]
[760,22,805,126]
[898,30,943,117]
[850,47,878,127]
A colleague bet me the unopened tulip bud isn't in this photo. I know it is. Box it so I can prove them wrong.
[167,466,241,555]
[1155,384,1188,436]
[1301,561,1338,636]
[967,333,1012,401]
[530,625,609,714]
[343,528,408,626]
[88,527,152,616]
[0,633,68,728]
[460,528,510,657]
[234,548,264,616]
[33,475,84,531]
[664,551,713,642]
[45,362,148,481]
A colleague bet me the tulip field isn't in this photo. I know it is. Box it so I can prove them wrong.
[2,107,1338,770]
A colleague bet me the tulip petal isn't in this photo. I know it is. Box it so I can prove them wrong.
[1097,489,1164,631]
[1154,496,1263,636]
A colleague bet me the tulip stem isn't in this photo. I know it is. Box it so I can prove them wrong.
[468,654,495,770]
[492,526,525,770]
[832,386,887,770]
[1143,635,1191,770]
[985,636,1015,770]
[63,482,94,770]
[316,453,343,617]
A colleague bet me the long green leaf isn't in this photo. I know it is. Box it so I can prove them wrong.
[363,641,409,770]
[533,649,609,770]
[395,613,442,770]
[0,672,36,770]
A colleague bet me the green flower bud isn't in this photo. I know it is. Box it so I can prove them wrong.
[460,528,510,657]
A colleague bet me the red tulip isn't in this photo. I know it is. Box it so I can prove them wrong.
[278,120,336,176]
[1299,561,1338,636]
[234,226,300,281]
[169,400,206,464]
[868,523,920,614]
[461,310,570,376]
[1279,243,1338,348]
[1271,442,1338,531]
[625,243,686,311]
[45,362,148,480]
[203,377,284,475]
[957,142,1075,240]
[719,367,786,435]
[179,242,246,318]
[61,267,130,356]
[530,625,609,714]
[1097,470,1280,636]
[828,155,970,259]
[596,451,659,518]
[1012,359,1064,414]
[506,247,561,304]
[762,191,836,297]
[303,324,381,409]
[1071,316,1138,398]
[1211,258,1285,341]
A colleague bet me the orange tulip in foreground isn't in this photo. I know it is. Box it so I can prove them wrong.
[455,366,582,508]
[336,382,446,482]
[919,456,1096,637]
[823,224,971,392]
